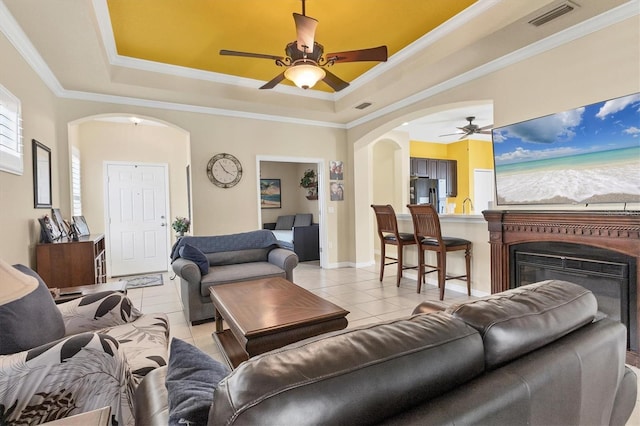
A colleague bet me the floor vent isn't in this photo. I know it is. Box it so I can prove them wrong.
[355,102,372,110]
[528,2,577,27]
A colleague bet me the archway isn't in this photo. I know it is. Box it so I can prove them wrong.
[67,113,191,276]
[352,101,493,267]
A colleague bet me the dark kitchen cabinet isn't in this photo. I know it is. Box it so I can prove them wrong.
[410,157,457,197]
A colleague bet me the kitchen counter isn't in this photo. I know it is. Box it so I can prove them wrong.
[398,213,486,223]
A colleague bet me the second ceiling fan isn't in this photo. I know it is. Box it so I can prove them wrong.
[440,116,493,139]
[220,0,388,92]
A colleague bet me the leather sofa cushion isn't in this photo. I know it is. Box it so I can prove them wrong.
[210,313,484,425]
[135,366,169,426]
[447,280,597,369]
[200,263,285,296]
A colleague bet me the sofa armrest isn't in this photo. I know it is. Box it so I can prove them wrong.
[172,257,203,284]
[263,222,276,230]
[58,291,142,336]
[0,332,136,425]
[268,248,298,281]
[135,366,169,426]
[610,366,638,426]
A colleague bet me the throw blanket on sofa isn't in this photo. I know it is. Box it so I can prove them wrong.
[170,230,279,261]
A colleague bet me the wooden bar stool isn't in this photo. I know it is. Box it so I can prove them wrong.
[407,203,471,299]
[371,204,417,286]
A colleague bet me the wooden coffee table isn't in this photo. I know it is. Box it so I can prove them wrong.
[209,277,349,368]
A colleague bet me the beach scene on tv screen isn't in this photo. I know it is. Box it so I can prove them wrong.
[492,93,640,205]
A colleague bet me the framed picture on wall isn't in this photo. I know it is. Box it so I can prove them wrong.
[260,179,281,209]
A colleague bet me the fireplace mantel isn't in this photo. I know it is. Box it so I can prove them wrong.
[483,210,640,365]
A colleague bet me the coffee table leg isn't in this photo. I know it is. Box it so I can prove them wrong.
[214,305,224,333]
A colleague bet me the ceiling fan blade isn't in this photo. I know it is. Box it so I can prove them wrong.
[479,124,494,130]
[293,13,318,53]
[325,46,388,63]
[220,50,284,62]
[322,69,350,92]
[438,132,464,137]
[478,130,493,135]
[259,72,286,90]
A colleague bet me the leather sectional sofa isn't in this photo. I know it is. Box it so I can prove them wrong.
[135,279,637,425]
[171,230,298,324]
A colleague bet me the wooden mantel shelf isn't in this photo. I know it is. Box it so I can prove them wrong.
[482,210,640,366]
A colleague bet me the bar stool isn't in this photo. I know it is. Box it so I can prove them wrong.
[371,204,417,286]
[407,203,471,299]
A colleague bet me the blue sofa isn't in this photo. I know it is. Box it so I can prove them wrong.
[171,230,298,324]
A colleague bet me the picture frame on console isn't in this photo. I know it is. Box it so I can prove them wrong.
[51,208,67,238]
[73,215,90,236]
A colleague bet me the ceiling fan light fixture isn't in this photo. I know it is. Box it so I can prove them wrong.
[284,62,326,89]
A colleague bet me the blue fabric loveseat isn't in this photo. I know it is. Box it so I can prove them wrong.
[171,230,298,324]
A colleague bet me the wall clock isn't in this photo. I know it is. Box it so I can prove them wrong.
[206,153,243,188]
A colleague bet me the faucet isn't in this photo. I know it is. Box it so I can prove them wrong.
[462,197,474,214]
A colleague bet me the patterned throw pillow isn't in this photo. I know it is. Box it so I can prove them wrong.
[179,243,209,275]
[165,338,230,426]
[0,265,65,355]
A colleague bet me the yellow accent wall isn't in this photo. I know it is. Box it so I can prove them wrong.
[409,139,493,213]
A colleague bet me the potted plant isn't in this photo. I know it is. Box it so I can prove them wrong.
[171,216,190,237]
[300,169,318,200]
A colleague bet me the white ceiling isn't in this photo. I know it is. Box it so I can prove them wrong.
[398,103,493,143]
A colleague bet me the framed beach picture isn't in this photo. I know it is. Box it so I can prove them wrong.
[260,179,281,209]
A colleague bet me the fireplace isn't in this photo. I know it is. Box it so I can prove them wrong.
[510,241,637,352]
[483,210,640,366]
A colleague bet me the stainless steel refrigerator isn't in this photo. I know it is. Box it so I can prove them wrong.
[409,177,447,213]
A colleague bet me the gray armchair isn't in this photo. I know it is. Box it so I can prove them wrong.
[171,230,298,324]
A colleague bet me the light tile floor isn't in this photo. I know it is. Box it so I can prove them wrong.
[123,261,640,425]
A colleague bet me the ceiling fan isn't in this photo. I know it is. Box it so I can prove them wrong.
[440,116,493,139]
[219,0,388,92]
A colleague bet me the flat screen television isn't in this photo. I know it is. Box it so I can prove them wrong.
[491,92,640,205]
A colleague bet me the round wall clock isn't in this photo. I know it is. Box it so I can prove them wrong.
[206,153,243,188]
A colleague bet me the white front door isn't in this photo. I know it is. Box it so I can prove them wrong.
[106,163,169,277]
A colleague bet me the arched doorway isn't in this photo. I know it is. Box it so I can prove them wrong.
[67,114,191,277]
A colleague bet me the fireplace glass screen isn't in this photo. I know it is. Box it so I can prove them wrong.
[512,246,636,352]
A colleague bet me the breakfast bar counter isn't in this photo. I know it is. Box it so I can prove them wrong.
[395,213,492,296]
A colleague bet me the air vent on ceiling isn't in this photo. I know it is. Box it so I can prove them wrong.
[355,102,372,110]
[528,1,578,27]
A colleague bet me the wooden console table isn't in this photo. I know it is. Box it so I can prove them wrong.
[36,234,107,288]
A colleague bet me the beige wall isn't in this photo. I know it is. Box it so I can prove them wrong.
[353,17,640,282]
[0,33,59,265]
[73,120,190,249]
[1,14,638,278]
[259,161,318,225]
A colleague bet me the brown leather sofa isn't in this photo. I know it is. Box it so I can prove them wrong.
[134,280,637,425]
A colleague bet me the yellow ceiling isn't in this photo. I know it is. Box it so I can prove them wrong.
[107,0,476,92]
